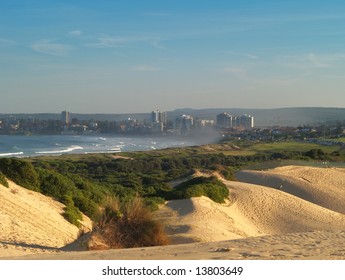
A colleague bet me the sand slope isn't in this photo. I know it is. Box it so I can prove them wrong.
[236,166,345,214]
[0,180,92,257]
[156,177,345,244]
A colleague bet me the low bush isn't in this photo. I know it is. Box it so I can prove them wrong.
[37,168,75,200]
[73,192,100,221]
[63,204,83,227]
[304,149,328,160]
[143,196,166,211]
[219,167,235,180]
[0,158,39,191]
[170,176,229,203]
[0,171,9,187]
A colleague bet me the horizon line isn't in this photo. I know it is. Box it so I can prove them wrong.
[1,106,345,115]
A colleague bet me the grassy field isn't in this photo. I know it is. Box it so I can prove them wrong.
[34,139,344,160]
[183,140,344,157]
[324,137,345,143]
[247,141,341,154]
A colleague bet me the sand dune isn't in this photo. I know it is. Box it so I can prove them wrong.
[1,165,345,260]
[224,180,345,234]
[0,180,92,257]
[236,166,345,214]
[156,177,345,244]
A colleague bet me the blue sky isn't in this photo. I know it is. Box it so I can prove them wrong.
[1,0,345,113]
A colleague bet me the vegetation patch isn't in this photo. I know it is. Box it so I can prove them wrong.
[169,176,230,203]
[304,149,328,160]
[0,158,39,191]
[63,204,83,227]
[0,171,9,187]
[248,141,340,154]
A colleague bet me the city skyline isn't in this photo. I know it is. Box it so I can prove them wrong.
[1,1,345,113]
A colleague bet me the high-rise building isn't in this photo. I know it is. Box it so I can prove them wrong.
[239,114,254,129]
[175,114,194,131]
[151,110,159,123]
[151,110,167,132]
[61,111,70,125]
[151,110,167,124]
[216,112,233,128]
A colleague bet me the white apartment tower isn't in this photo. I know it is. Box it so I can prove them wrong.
[216,112,233,128]
[151,110,167,132]
[151,110,167,124]
[239,114,254,129]
[61,111,70,125]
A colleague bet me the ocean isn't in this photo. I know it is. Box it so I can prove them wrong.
[0,135,205,157]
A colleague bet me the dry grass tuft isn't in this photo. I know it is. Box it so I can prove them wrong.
[89,196,169,250]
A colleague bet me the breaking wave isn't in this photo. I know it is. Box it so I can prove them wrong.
[0,152,24,157]
[36,145,84,155]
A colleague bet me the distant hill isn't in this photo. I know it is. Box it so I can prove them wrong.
[0,113,150,122]
[1,107,345,127]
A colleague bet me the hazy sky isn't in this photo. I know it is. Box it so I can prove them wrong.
[1,0,345,113]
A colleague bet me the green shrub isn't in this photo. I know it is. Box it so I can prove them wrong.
[220,167,235,180]
[143,196,166,211]
[37,168,102,221]
[170,176,229,203]
[305,149,327,160]
[63,204,83,227]
[0,171,9,187]
[37,168,75,200]
[73,192,100,220]
[61,194,74,207]
[67,174,107,204]
[0,158,39,191]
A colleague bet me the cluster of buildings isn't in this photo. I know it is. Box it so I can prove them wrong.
[172,112,254,133]
[216,112,254,130]
[0,110,255,135]
[151,110,254,134]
